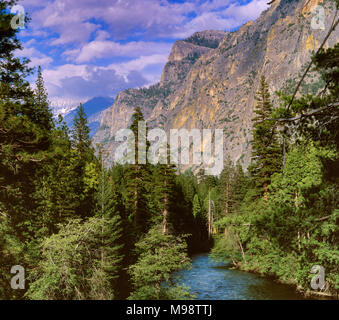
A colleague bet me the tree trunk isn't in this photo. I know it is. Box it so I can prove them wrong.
[208,190,211,239]
[162,166,168,235]
[235,232,246,265]
[297,230,301,251]
[225,181,229,215]
[134,172,138,227]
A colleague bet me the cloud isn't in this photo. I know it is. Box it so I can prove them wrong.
[14,45,53,67]
[64,39,172,63]
[109,54,169,76]
[221,0,269,21]
[20,0,193,45]
[42,64,149,104]
[21,0,268,45]
[17,0,269,106]
[172,0,269,38]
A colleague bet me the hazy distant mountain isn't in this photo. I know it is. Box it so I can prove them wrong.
[64,97,114,137]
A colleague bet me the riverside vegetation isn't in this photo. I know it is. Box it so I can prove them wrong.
[0,0,338,299]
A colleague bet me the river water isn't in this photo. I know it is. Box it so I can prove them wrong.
[175,254,307,300]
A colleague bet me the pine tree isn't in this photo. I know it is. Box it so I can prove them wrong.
[0,3,53,229]
[192,194,201,218]
[71,104,92,160]
[71,104,98,218]
[232,161,248,212]
[32,66,53,131]
[124,107,151,235]
[217,157,235,217]
[152,161,177,234]
[0,1,54,298]
[95,160,124,298]
[33,115,81,236]
[248,76,282,201]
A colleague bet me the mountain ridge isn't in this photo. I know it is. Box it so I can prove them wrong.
[64,97,114,137]
[93,0,339,170]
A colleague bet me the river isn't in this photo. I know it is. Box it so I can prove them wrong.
[175,254,307,300]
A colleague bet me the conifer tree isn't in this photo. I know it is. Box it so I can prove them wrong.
[71,104,98,218]
[32,66,53,131]
[217,157,235,217]
[0,1,53,234]
[232,161,248,212]
[192,194,202,218]
[33,115,81,236]
[153,161,177,234]
[248,76,282,201]
[0,1,54,298]
[71,104,92,160]
[124,107,151,235]
[95,161,124,298]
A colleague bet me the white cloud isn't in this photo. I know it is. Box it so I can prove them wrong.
[109,54,169,76]
[42,64,89,88]
[64,39,172,63]
[17,0,270,105]
[15,46,53,67]
[172,0,269,38]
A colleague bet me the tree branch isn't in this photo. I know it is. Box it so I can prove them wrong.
[286,10,339,111]
[270,102,339,122]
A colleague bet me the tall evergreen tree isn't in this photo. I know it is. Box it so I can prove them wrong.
[248,76,282,201]
[124,107,151,235]
[217,157,235,217]
[192,194,202,218]
[153,161,177,235]
[71,104,92,160]
[0,1,53,229]
[33,115,81,236]
[95,160,124,298]
[232,161,248,212]
[71,104,98,218]
[0,0,54,299]
[32,66,53,131]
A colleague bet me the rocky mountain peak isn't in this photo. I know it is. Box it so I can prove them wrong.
[93,0,339,171]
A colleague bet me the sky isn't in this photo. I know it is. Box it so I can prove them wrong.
[15,0,269,112]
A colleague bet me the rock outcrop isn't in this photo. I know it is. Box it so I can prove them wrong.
[93,0,339,172]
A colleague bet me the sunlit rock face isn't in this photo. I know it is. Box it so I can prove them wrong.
[93,0,339,172]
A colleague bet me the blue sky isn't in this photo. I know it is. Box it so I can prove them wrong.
[16,0,269,111]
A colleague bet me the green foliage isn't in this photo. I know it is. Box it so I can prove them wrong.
[26,216,122,300]
[184,34,221,49]
[123,107,152,235]
[192,194,201,218]
[2,0,338,300]
[210,44,339,296]
[248,76,282,200]
[210,232,242,264]
[128,226,192,300]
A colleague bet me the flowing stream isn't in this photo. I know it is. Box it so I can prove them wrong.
[175,254,307,300]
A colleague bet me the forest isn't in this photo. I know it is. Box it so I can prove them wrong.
[0,0,338,300]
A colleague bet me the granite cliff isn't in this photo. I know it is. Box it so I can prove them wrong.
[93,0,339,171]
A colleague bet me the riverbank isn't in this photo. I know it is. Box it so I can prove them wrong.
[231,260,338,300]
